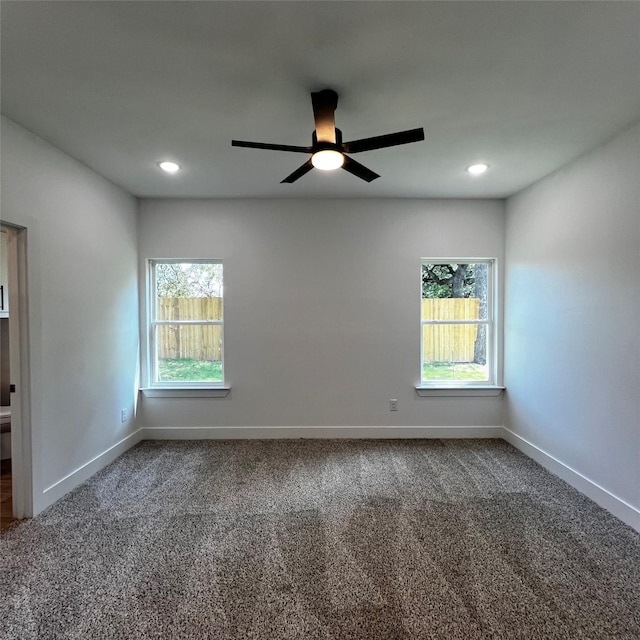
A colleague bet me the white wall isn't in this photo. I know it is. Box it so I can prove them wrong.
[138,198,505,431]
[504,121,640,525]
[0,117,140,513]
[5,110,636,526]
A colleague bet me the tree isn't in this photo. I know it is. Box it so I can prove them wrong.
[422,263,473,298]
[156,263,223,298]
[472,263,488,365]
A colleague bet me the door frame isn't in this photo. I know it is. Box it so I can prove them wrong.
[2,223,33,519]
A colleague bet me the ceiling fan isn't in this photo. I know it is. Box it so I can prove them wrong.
[231,89,425,184]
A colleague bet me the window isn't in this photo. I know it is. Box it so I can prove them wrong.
[421,260,495,385]
[149,260,224,386]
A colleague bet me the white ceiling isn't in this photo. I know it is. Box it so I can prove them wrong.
[1,1,639,199]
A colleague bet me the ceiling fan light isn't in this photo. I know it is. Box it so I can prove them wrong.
[311,149,344,171]
[467,162,488,175]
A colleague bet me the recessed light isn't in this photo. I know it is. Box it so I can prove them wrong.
[467,163,489,175]
[158,161,180,174]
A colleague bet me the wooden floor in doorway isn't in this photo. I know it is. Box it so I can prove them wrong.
[1,459,15,530]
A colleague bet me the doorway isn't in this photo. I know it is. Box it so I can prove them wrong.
[0,222,31,527]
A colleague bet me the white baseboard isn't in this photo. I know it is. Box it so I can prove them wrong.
[40,428,144,512]
[35,424,639,534]
[502,427,640,533]
[141,425,504,440]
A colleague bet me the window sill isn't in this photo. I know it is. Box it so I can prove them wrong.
[415,385,505,397]
[140,387,231,398]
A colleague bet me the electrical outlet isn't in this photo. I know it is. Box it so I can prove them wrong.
[389,399,398,412]
[120,409,127,423]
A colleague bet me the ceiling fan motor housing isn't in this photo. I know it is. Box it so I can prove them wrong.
[312,128,343,152]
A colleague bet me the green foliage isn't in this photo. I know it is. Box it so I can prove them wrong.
[422,263,484,299]
[156,263,223,298]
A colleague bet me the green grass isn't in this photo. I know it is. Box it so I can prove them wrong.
[158,358,222,382]
[159,358,484,384]
[422,361,487,382]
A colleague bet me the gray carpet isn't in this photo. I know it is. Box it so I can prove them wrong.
[1,439,639,639]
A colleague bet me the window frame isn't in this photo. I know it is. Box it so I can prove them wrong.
[147,259,225,389]
[419,258,498,389]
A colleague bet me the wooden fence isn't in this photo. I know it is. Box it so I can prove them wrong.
[157,297,222,361]
[422,298,480,363]
[156,297,481,363]
[158,297,222,321]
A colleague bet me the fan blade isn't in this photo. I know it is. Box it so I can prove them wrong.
[232,140,312,153]
[311,89,338,144]
[342,128,424,154]
[281,159,314,183]
[342,156,380,182]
